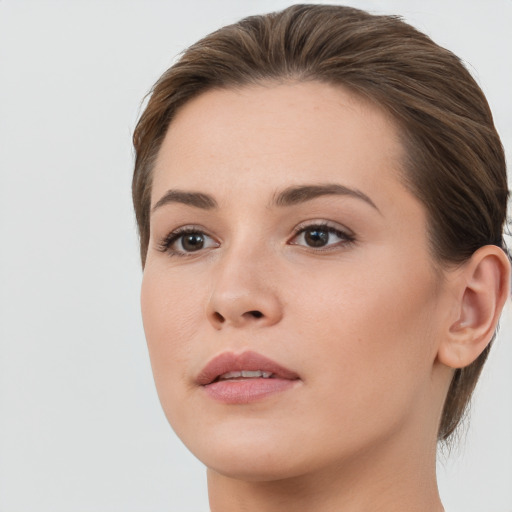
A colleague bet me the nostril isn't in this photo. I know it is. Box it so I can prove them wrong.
[213,312,225,323]
[248,310,263,318]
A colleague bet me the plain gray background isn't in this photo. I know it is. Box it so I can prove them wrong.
[1,1,511,511]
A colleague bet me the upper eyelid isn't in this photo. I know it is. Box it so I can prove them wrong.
[162,224,214,240]
[291,220,354,236]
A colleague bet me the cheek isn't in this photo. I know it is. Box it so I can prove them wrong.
[290,255,439,413]
[140,265,204,390]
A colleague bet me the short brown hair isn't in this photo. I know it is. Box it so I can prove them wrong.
[132,4,509,440]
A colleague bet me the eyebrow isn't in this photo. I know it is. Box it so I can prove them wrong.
[272,183,380,212]
[151,183,380,214]
[152,190,218,213]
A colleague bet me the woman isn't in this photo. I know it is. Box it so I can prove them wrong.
[132,5,510,511]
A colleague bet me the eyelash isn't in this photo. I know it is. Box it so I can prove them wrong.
[157,222,355,257]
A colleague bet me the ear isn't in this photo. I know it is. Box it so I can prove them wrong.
[437,245,511,369]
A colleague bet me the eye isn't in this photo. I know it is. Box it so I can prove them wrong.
[290,223,354,249]
[158,227,219,256]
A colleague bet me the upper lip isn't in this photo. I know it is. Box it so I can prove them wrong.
[196,350,300,385]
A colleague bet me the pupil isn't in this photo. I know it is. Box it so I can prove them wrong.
[182,233,204,251]
[305,228,328,247]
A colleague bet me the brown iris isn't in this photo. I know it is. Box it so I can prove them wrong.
[181,233,205,251]
[304,228,329,247]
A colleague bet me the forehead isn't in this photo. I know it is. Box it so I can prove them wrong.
[152,81,405,208]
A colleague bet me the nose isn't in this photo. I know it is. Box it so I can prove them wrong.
[206,253,283,330]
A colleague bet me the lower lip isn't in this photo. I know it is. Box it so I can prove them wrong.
[202,378,297,404]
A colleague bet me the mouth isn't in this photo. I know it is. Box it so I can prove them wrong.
[215,370,274,381]
[197,350,300,385]
[196,351,300,404]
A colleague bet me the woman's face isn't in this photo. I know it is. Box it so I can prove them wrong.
[141,82,453,480]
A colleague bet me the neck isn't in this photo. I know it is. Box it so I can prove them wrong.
[207,430,444,512]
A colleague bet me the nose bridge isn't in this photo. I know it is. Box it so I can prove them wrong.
[207,232,283,329]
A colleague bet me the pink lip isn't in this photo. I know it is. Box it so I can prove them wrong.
[196,351,300,404]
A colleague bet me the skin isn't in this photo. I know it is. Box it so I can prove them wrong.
[141,81,478,511]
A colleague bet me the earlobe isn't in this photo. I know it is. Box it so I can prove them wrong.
[438,245,511,369]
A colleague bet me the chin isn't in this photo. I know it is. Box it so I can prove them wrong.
[176,420,321,482]
[202,448,313,483]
